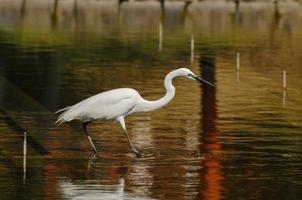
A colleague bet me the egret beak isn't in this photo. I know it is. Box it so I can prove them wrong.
[192,75,215,87]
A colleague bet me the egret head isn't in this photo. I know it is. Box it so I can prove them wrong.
[175,68,215,87]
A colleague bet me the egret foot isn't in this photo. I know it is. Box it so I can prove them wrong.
[132,149,142,158]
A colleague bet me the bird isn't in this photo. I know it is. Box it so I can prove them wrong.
[56,68,214,157]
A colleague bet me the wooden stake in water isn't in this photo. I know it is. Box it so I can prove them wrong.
[190,34,194,64]
[159,21,163,52]
[282,70,287,108]
[236,52,240,70]
[23,132,27,183]
[236,52,240,82]
[283,70,286,89]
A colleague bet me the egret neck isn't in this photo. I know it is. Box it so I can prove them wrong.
[138,70,176,112]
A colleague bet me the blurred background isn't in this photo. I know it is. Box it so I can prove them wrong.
[0,0,301,199]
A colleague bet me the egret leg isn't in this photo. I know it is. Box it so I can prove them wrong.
[117,117,141,157]
[83,122,97,154]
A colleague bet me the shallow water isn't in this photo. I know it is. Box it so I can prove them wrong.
[0,0,302,199]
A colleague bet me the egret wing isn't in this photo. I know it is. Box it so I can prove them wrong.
[56,88,139,123]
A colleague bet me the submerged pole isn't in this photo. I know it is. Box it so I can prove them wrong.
[236,52,240,70]
[282,70,287,108]
[159,21,163,52]
[23,132,27,183]
[283,70,286,89]
[190,34,194,64]
[236,52,240,82]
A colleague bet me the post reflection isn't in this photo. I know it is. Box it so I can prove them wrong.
[20,0,26,24]
[282,89,286,108]
[51,0,59,29]
[198,49,223,200]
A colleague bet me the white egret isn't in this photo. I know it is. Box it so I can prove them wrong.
[56,68,214,157]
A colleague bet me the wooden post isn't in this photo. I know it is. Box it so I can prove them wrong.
[159,21,163,52]
[282,70,286,108]
[191,34,194,64]
[283,70,286,89]
[236,52,240,82]
[23,132,27,183]
[236,52,240,70]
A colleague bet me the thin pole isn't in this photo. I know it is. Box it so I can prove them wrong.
[159,21,163,52]
[23,132,27,183]
[283,70,286,89]
[236,52,240,70]
[282,70,287,108]
[236,52,240,82]
[190,34,194,64]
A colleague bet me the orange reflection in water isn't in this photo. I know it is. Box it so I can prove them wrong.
[200,52,223,200]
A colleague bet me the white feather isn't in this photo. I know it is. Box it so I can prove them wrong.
[55,68,214,155]
[56,88,139,124]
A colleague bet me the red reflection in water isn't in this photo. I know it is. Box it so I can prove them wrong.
[200,54,223,200]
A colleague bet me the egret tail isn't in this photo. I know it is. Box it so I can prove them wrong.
[55,106,74,124]
[55,106,72,114]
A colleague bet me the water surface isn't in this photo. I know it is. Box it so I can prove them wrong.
[0,0,301,199]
